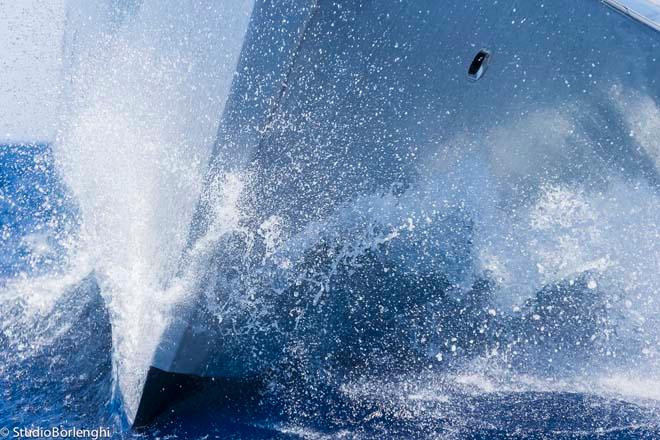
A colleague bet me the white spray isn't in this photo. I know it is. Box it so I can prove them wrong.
[54,0,254,420]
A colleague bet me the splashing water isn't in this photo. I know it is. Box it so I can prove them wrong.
[53,0,254,422]
[2,0,660,437]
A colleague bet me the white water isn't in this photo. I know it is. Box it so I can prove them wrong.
[52,0,254,421]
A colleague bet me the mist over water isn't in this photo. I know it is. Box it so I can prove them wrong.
[1,0,660,438]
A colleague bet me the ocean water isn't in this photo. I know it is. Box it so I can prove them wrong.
[0,145,660,439]
[1,143,659,437]
[0,144,659,438]
[3,0,660,438]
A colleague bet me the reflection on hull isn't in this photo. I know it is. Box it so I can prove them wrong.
[603,0,660,32]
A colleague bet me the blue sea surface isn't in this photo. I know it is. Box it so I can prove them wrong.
[1,144,659,439]
[0,144,76,281]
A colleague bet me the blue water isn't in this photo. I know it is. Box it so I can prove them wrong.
[0,144,77,281]
[1,144,659,439]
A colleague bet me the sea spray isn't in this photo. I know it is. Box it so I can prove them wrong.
[54,0,254,421]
